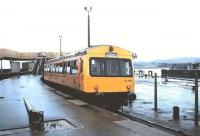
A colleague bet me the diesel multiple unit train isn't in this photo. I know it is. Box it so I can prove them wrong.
[43,45,136,108]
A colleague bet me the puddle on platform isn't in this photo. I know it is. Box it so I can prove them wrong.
[45,119,77,131]
[0,119,78,136]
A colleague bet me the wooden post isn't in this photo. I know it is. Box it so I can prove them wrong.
[154,73,158,111]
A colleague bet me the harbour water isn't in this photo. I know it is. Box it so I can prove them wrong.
[124,70,200,131]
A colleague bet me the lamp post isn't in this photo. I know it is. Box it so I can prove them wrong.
[84,6,92,48]
[59,35,63,56]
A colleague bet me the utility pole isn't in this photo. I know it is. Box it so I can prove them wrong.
[195,74,199,126]
[84,6,92,48]
[154,73,158,111]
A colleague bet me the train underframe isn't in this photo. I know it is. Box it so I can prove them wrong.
[91,92,136,109]
[42,78,136,110]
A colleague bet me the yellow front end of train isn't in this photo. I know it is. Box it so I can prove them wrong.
[82,45,135,96]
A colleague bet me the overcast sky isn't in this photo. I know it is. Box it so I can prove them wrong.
[0,0,199,61]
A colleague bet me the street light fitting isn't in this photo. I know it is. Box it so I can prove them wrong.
[84,6,92,13]
[59,35,63,39]
[58,35,63,56]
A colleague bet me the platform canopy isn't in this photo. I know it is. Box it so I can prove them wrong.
[0,48,60,60]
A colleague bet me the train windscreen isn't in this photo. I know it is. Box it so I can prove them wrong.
[90,58,133,77]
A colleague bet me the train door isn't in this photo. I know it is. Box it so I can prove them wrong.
[70,60,79,89]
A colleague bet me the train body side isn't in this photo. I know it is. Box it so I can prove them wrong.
[44,56,84,91]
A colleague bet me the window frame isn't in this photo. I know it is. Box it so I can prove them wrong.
[89,57,133,77]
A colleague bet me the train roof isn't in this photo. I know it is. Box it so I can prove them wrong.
[46,45,135,63]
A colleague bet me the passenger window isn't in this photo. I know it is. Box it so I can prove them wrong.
[52,65,55,73]
[63,61,78,75]
[58,63,63,73]
[58,66,62,73]
[71,60,78,75]
[50,65,52,72]
[53,65,55,73]
[65,61,70,74]
[66,67,70,74]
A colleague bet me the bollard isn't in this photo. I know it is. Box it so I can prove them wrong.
[154,73,158,111]
[139,70,141,78]
[194,74,199,126]
[151,71,153,77]
[173,106,179,120]
[138,70,141,78]
[165,76,168,82]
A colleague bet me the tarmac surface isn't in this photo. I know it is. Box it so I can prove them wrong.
[0,75,175,136]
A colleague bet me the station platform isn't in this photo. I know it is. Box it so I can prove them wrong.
[0,75,175,136]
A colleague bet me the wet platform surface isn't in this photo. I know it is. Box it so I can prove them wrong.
[0,75,175,136]
[122,77,200,136]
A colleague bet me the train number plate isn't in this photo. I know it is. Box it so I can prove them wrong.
[105,52,118,58]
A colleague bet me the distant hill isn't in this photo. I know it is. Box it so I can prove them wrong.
[134,57,200,69]
[151,57,200,64]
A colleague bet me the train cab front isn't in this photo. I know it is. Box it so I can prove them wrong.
[84,56,136,108]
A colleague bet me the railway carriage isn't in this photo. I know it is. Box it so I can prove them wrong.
[43,45,136,108]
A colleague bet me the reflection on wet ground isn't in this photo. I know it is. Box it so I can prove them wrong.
[124,76,200,132]
[2,75,172,136]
